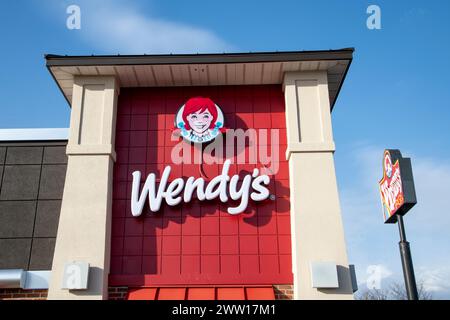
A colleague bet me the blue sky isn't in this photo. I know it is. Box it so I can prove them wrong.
[1,0,449,298]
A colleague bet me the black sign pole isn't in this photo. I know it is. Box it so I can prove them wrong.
[396,214,419,300]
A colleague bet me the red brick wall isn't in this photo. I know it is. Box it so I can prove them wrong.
[108,287,128,300]
[110,85,292,287]
[0,288,48,300]
[273,284,294,300]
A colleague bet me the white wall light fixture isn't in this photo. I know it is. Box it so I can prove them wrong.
[310,261,339,289]
[61,262,90,290]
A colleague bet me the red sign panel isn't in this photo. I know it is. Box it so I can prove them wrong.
[109,85,292,286]
[379,150,405,222]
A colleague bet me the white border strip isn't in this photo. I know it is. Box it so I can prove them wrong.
[0,128,69,141]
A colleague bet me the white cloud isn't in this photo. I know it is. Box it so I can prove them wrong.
[70,0,234,53]
[356,264,394,291]
[408,157,450,233]
[417,266,450,294]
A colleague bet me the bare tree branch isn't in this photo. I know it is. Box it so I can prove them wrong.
[355,280,433,300]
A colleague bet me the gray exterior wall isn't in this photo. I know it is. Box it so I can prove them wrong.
[0,141,67,270]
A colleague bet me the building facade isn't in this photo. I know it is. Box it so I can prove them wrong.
[0,49,355,300]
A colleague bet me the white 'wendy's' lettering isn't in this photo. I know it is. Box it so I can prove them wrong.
[131,159,270,216]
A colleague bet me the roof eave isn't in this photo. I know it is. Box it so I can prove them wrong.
[45,49,354,110]
[45,48,354,67]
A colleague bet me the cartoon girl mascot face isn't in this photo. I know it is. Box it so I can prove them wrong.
[175,97,224,143]
[384,153,393,178]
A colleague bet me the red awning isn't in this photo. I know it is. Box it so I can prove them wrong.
[126,286,275,300]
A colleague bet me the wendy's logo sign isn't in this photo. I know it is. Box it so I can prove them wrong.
[175,97,224,143]
[131,159,271,216]
[379,149,417,223]
[379,150,404,222]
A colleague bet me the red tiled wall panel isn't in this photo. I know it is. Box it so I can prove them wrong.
[109,85,292,286]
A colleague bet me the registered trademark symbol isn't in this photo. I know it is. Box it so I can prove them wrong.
[269,194,276,201]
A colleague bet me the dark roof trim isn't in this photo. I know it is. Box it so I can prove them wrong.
[331,56,353,111]
[45,48,354,67]
[0,141,68,147]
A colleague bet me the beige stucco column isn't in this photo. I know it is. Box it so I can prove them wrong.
[48,76,119,299]
[283,71,353,299]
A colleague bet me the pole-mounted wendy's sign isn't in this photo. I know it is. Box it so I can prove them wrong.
[379,150,419,300]
[175,97,224,143]
[379,149,417,223]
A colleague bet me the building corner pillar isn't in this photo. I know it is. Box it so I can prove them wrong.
[283,71,353,300]
[48,76,119,300]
